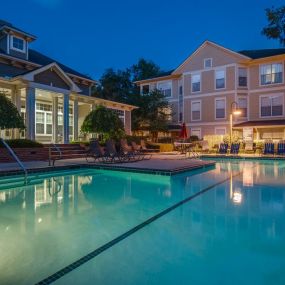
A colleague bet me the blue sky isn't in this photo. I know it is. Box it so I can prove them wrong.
[1,0,285,79]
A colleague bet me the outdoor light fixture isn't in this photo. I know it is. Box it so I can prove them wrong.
[230,101,241,144]
[229,173,243,205]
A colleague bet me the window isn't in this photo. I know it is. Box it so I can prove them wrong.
[260,95,283,117]
[157,81,172,97]
[238,97,247,117]
[204,58,212,68]
[260,63,283,85]
[142,85,149,94]
[191,101,201,121]
[238,68,247,87]
[192,74,201,92]
[215,127,226,135]
[215,98,226,119]
[191,128,201,139]
[215,70,225,89]
[11,36,25,52]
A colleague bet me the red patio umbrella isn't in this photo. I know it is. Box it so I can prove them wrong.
[179,123,188,140]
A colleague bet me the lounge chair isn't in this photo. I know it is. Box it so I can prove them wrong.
[105,140,128,163]
[86,139,106,163]
[277,141,285,155]
[120,139,145,161]
[263,142,274,155]
[218,143,228,154]
[130,141,152,160]
[230,143,240,155]
[140,139,159,153]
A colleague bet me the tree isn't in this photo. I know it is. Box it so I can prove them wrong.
[92,68,132,103]
[0,92,25,132]
[131,58,162,82]
[81,105,125,141]
[262,6,285,46]
[131,90,170,141]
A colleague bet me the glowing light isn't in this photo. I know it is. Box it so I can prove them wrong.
[38,218,42,223]
[233,109,242,116]
[233,191,242,204]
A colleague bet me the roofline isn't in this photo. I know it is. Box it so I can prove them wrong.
[173,40,251,74]
[134,74,181,85]
[0,52,97,84]
[0,25,36,40]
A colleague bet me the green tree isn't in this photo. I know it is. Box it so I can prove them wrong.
[92,68,132,103]
[131,90,170,141]
[81,105,125,141]
[0,92,25,132]
[262,6,285,46]
[131,58,162,82]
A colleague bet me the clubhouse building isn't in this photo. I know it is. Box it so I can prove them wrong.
[135,41,285,142]
[0,20,135,143]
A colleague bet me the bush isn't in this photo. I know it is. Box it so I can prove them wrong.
[189,135,199,142]
[0,139,43,148]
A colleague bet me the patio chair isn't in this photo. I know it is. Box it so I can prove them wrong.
[263,142,275,155]
[140,140,159,153]
[130,141,152,160]
[105,140,128,163]
[277,141,285,155]
[230,143,240,155]
[218,143,228,154]
[86,139,106,163]
[120,139,145,161]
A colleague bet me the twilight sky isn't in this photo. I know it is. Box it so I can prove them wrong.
[1,0,284,79]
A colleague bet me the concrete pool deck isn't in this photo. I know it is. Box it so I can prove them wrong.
[0,154,215,176]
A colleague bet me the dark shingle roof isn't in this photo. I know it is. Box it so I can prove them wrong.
[0,19,36,39]
[239,49,285,59]
[234,120,285,128]
[28,49,93,80]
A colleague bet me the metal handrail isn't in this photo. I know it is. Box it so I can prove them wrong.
[48,143,62,166]
[0,138,28,184]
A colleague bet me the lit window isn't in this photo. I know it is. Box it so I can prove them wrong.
[260,63,283,85]
[215,70,225,89]
[191,101,201,121]
[215,99,226,119]
[237,97,247,117]
[261,95,283,117]
[157,81,172,97]
[11,36,25,52]
[192,74,201,92]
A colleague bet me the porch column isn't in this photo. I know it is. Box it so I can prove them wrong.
[12,88,22,139]
[52,96,58,143]
[26,87,36,141]
[63,93,70,144]
[73,98,79,141]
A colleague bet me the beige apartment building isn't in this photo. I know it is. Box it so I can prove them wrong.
[135,41,285,142]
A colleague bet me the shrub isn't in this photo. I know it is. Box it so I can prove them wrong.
[0,139,43,148]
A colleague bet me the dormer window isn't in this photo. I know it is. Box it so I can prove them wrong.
[204,58,212,68]
[10,36,26,53]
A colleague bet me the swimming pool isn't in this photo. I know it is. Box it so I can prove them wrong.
[0,160,284,284]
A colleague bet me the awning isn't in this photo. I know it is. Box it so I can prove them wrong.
[234,119,285,128]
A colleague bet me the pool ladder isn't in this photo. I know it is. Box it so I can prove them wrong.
[0,138,28,185]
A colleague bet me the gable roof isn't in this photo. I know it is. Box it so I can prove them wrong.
[238,49,285,59]
[18,62,82,93]
[173,40,251,74]
[0,19,36,40]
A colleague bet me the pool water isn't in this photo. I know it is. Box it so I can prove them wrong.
[0,160,285,285]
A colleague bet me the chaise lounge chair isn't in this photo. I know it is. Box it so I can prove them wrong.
[86,139,106,163]
[120,139,146,161]
[218,143,229,154]
[263,142,275,155]
[230,143,240,155]
[277,141,285,155]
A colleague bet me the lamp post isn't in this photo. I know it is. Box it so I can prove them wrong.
[230,101,241,144]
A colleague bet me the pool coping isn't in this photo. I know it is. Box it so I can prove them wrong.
[0,161,216,178]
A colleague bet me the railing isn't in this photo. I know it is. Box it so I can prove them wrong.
[48,144,62,166]
[0,138,28,184]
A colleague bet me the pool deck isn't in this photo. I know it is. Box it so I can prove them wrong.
[0,154,215,176]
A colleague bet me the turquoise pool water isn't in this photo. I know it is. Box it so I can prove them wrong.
[0,160,285,284]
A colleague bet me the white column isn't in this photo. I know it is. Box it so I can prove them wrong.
[73,98,79,141]
[52,96,58,143]
[26,87,36,141]
[63,93,70,144]
[12,88,22,139]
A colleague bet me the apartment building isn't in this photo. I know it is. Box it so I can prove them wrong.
[0,20,135,143]
[135,41,285,141]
